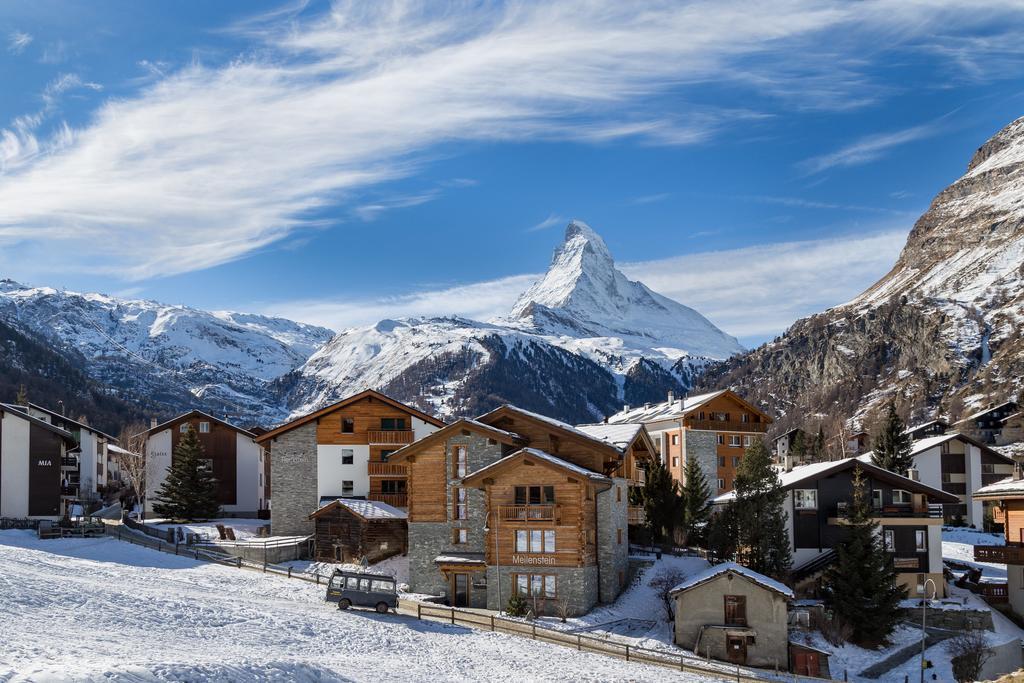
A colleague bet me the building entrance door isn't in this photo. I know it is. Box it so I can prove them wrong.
[452,573,470,607]
[726,635,747,665]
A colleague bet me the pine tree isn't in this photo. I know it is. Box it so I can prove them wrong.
[15,384,27,405]
[152,425,221,520]
[679,456,711,547]
[641,457,679,549]
[823,465,907,647]
[789,430,806,463]
[733,439,792,581]
[812,426,826,462]
[871,403,914,475]
[706,502,738,563]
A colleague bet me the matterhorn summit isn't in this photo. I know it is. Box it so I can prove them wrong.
[508,221,743,359]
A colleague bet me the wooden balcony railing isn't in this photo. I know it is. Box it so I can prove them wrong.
[981,583,1009,604]
[992,507,1005,524]
[684,419,768,433]
[628,506,646,526]
[368,492,407,508]
[975,545,1024,564]
[368,462,408,477]
[366,430,415,446]
[499,505,559,522]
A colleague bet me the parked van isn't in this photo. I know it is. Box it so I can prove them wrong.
[326,570,398,613]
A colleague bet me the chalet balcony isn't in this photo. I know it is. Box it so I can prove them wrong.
[992,507,1005,524]
[499,505,559,523]
[366,430,415,446]
[61,457,78,469]
[684,419,768,433]
[627,506,646,526]
[975,545,1024,564]
[367,462,408,477]
[368,492,407,508]
[832,502,943,520]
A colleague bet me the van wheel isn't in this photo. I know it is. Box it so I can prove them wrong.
[337,599,351,610]
[375,602,389,614]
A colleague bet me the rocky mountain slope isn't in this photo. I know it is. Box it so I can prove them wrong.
[702,116,1024,428]
[0,281,334,424]
[281,222,740,423]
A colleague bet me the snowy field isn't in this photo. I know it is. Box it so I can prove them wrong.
[0,531,718,682]
[943,527,1008,581]
[148,518,270,541]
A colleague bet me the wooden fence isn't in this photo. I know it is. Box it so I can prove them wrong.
[408,602,837,683]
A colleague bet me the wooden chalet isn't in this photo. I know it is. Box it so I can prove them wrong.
[309,498,407,564]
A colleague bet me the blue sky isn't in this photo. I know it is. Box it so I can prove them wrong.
[2,1,1024,347]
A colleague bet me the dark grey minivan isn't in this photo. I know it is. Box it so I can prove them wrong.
[326,570,398,614]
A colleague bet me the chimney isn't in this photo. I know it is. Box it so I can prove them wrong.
[1014,459,1023,481]
[603,416,608,424]
[150,417,158,429]
[783,454,794,473]
[644,402,651,409]
[623,404,630,412]
[907,468,920,482]
[667,390,675,404]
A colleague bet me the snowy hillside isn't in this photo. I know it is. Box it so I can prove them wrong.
[0,280,333,422]
[283,222,739,422]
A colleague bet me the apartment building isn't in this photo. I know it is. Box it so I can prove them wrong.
[0,404,77,519]
[255,390,444,537]
[955,401,1021,445]
[772,428,807,464]
[606,390,772,497]
[973,473,1024,618]
[142,410,266,519]
[391,405,649,616]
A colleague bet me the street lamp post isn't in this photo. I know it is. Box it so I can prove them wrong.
[919,577,937,683]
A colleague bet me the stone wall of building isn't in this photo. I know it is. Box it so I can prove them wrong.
[683,430,718,500]
[486,564,599,616]
[269,422,318,537]
[408,522,454,596]
[596,477,630,603]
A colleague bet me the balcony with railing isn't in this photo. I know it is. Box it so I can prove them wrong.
[61,456,78,469]
[498,504,560,523]
[684,419,768,433]
[366,430,415,446]
[975,545,1024,564]
[367,462,408,477]
[627,506,646,526]
[831,501,944,522]
[368,492,408,508]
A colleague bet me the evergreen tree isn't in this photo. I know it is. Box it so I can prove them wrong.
[871,403,914,475]
[812,426,826,462]
[15,383,27,405]
[823,465,906,647]
[789,430,806,463]
[733,439,792,581]
[152,425,221,520]
[679,456,711,547]
[706,502,738,563]
[641,457,679,549]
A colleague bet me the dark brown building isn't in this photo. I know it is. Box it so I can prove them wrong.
[309,498,408,563]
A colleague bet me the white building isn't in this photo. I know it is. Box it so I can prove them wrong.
[142,410,266,519]
[0,405,77,519]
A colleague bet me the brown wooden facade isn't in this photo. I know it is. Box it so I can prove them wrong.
[309,499,407,564]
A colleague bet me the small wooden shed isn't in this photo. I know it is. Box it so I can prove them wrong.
[309,498,408,564]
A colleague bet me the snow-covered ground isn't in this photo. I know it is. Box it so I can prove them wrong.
[0,531,715,682]
[148,517,271,541]
[943,527,1007,581]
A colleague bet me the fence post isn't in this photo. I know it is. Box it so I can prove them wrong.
[194,548,199,559]
[578,635,582,651]
[625,645,630,662]
[679,656,683,671]
[532,623,536,639]
[288,567,292,579]
[450,608,455,625]
[237,557,242,569]
[417,603,422,621]
[736,663,741,682]
[490,615,495,631]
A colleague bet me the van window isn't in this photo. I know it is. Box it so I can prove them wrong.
[346,576,360,590]
[371,579,395,593]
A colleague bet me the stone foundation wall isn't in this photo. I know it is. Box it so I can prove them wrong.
[486,564,599,616]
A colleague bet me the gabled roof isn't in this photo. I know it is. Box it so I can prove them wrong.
[0,405,76,442]
[573,422,656,456]
[460,448,611,488]
[107,444,139,457]
[975,476,1024,500]
[604,389,772,426]
[10,402,118,440]
[139,410,256,439]
[387,418,525,463]
[476,405,623,460]
[255,389,444,443]
[713,456,958,504]
[954,400,1020,425]
[670,562,793,599]
[309,497,407,521]
[860,432,1011,464]
[903,419,948,435]
[771,427,805,444]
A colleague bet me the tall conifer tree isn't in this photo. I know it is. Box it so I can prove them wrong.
[823,465,906,647]
[679,456,711,546]
[641,458,679,548]
[733,439,791,581]
[152,425,221,520]
[871,403,914,475]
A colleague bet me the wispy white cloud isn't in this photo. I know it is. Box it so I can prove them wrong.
[798,121,944,174]
[0,1,1020,281]
[628,192,671,206]
[8,31,32,55]
[264,228,908,342]
[527,214,566,232]
[354,191,439,222]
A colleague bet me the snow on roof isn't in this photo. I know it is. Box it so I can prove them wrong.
[493,405,615,447]
[605,390,728,424]
[574,422,643,452]
[670,562,794,599]
[975,476,1024,498]
[955,400,1020,424]
[434,553,486,565]
[316,498,407,520]
[465,447,610,483]
[903,419,947,434]
[859,432,1009,462]
[107,444,138,456]
[459,418,522,441]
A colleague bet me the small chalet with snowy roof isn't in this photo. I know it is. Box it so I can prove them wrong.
[390,404,650,615]
[606,389,772,497]
[670,563,793,671]
[904,419,948,441]
[308,498,407,564]
[973,470,1024,618]
[954,400,1020,445]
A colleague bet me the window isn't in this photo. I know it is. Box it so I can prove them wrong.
[982,463,996,474]
[179,424,189,434]
[717,478,725,490]
[341,418,355,433]
[718,457,726,467]
[672,456,679,467]
[616,486,622,502]
[893,489,912,504]
[884,529,895,552]
[200,458,214,473]
[743,435,752,447]
[671,434,679,446]
[617,528,623,545]
[381,479,406,494]
[514,486,555,505]
[515,529,555,553]
[915,529,927,552]
[941,472,952,483]
[453,446,468,478]
[724,595,747,626]
[380,449,396,462]
[871,489,883,510]
[741,413,749,423]
[717,434,725,445]
[259,473,263,486]
[699,411,706,421]
[453,528,468,544]
[729,435,742,447]
[794,489,818,510]
[341,449,354,465]
[380,417,407,431]
[342,480,354,496]
[732,457,740,467]
[453,487,467,520]
[199,422,210,433]
[513,574,556,598]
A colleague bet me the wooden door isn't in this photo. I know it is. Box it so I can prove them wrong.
[792,651,820,676]
[452,573,470,607]
[726,635,747,665]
